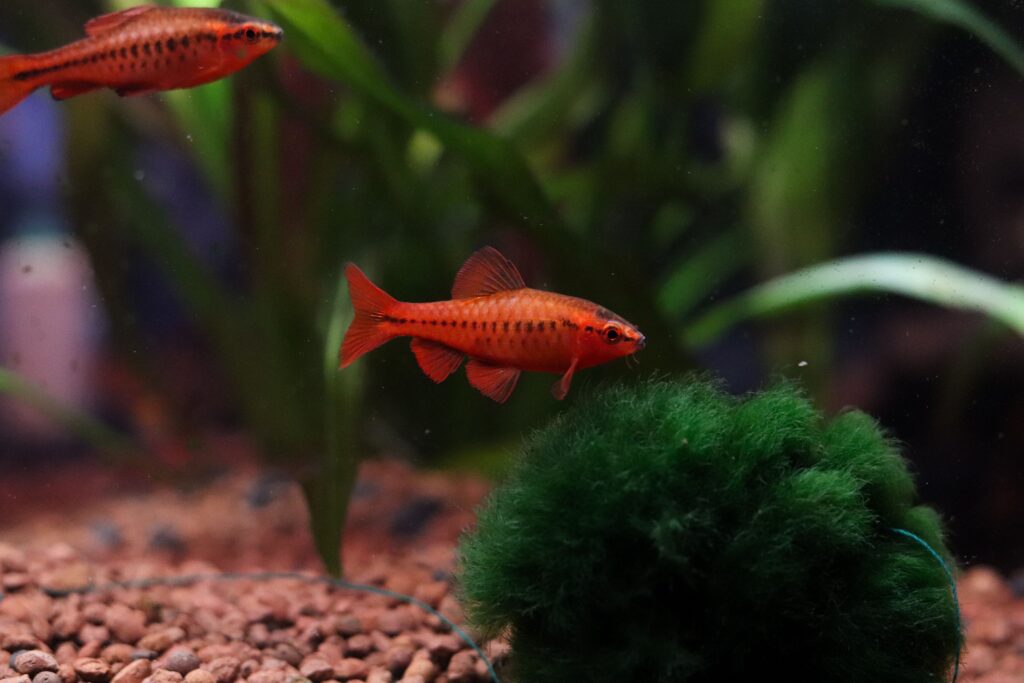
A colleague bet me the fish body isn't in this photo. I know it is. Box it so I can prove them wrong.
[340,247,646,402]
[0,5,282,116]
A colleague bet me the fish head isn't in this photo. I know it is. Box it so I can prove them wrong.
[578,305,646,365]
[214,12,284,65]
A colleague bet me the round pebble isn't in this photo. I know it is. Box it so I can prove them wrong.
[162,651,199,676]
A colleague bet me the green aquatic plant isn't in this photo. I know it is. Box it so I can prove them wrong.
[458,378,961,682]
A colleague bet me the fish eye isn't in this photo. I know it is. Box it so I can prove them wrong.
[245,28,258,42]
[604,325,621,343]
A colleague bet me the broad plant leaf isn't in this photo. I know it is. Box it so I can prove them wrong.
[684,253,1024,346]
[876,0,1024,76]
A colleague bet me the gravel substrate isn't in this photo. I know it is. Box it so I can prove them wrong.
[0,456,1021,682]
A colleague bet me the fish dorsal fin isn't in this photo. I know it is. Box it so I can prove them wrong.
[465,359,521,403]
[85,6,158,37]
[451,246,526,299]
[410,339,463,383]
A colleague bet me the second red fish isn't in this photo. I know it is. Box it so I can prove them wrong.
[0,6,282,116]
[340,247,646,403]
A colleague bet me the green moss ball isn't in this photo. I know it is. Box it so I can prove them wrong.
[457,378,960,683]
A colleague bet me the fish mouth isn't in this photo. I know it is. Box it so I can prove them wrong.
[636,335,646,350]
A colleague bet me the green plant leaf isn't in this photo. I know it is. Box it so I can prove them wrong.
[876,0,1024,76]
[0,366,131,453]
[257,0,563,231]
[684,253,1024,346]
[303,275,363,576]
[439,0,498,74]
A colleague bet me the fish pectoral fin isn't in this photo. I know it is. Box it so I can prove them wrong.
[50,82,102,101]
[451,246,526,299]
[551,358,579,401]
[410,339,464,383]
[465,359,521,404]
[115,85,158,98]
[84,6,158,37]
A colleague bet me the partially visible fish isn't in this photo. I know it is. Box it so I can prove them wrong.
[339,247,646,403]
[0,5,282,116]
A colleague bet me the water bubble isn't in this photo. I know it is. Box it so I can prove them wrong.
[133,169,145,182]
[797,360,808,367]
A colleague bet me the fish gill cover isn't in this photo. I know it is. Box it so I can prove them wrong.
[457,377,961,682]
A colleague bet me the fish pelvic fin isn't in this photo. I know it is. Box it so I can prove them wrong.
[411,339,463,383]
[0,56,37,116]
[339,263,400,368]
[466,359,521,403]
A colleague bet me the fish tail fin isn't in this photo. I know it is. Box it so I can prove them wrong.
[339,263,400,368]
[0,56,35,116]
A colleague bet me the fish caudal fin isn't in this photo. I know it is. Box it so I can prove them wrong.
[339,263,400,368]
[0,56,35,116]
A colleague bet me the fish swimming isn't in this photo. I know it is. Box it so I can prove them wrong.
[0,6,282,116]
[339,246,646,403]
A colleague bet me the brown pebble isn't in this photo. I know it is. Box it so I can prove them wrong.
[104,608,146,646]
[137,630,184,656]
[401,654,435,681]
[56,664,76,683]
[0,675,31,683]
[268,645,301,668]
[298,658,332,683]
[78,644,103,661]
[424,636,459,664]
[333,619,361,638]
[1,634,42,654]
[410,584,447,610]
[146,670,182,683]
[375,613,414,639]
[79,626,109,647]
[202,658,237,683]
[382,649,411,678]
[443,651,475,683]
[342,637,371,660]
[14,651,59,676]
[54,643,78,666]
[52,611,84,642]
[1,574,32,593]
[244,672,283,683]
[365,670,391,683]
[32,672,61,683]
[236,660,258,680]
[129,654,155,663]
[161,651,199,676]
[397,676,425,683]
[182,671,215,683]
[100,647,133,666]
[110,665,150,683]
[73,658,109,683]
[333,660,367,681]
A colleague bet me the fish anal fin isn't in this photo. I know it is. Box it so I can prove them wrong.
[50,82,101,101]
[411,339,463,383]
[339,264,400,368]
[85,6,158,37]
[451,246,526,299]
[116,85,158,98]
[551,357,579,401]
[466,359,521,403]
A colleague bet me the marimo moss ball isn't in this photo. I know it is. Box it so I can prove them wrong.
[457,378,961,683]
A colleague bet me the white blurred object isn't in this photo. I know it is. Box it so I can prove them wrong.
[0,233,101,441]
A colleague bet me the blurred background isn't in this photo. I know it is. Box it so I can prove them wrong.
[1,0,1023,572]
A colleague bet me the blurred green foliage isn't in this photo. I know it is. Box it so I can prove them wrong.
[2,0,1023,572]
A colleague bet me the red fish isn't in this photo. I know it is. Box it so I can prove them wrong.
[0,6,282,116]
[339,247,646,403]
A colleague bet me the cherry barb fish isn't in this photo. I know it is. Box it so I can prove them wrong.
[339,247,646,403]
[0,6,282,116]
